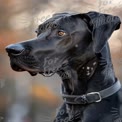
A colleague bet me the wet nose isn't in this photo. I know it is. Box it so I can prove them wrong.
[5,44,25,56]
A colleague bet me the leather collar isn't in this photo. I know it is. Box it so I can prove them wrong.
[61,79,121,105]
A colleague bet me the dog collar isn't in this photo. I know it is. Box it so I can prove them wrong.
[61,79,121,104]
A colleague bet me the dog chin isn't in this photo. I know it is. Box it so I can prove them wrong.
[11,63,25,72]
[10,62,55,77]
[10,62,42,76]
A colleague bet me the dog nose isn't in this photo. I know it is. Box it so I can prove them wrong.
[6,44,25,56]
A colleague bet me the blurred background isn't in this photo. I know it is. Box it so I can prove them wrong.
[0,0,122,122]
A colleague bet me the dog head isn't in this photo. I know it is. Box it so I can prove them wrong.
[5,12,121,76]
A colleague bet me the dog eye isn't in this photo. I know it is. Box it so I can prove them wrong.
[58,31,66,36]
[53,24,57,28]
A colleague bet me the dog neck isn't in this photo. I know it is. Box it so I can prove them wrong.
[58,43,116,96]
[57,43,116,120]
[58,58,98,95]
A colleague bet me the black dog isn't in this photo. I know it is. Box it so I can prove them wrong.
[6,11,122,122]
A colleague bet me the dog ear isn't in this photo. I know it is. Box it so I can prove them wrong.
[80,12,121,53]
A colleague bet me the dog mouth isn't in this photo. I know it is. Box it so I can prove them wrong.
[8,55,42,76]
[9,57,57,76]
[8,54,69,77]
[11,63,56,76]
[10,61,42,76]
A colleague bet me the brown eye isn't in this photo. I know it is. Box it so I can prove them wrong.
[58,31,66,36]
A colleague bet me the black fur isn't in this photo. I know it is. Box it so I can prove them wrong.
[6,11,121,122]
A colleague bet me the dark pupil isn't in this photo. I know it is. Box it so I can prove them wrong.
[53,24,57,28]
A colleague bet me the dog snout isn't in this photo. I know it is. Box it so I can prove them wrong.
[5,44,25,56]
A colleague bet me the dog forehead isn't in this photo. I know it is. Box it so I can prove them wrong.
[37,12,86,32]
[53,13,84,27]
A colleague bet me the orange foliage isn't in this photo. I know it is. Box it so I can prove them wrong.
[31,85,59,105]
